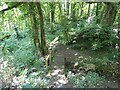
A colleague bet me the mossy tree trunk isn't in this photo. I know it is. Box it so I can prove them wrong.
[71,2,76,22]
[50,2,56,23]
[50,2,56,34]
[101,2,117,27]
[87,3,91,17]
[29,3,41,57]
[58,2,62,22]
[80,2,84,17]
[96,3,99,23]
[117,10,120,86]
[66,2,69,15]
[36,2,47,56]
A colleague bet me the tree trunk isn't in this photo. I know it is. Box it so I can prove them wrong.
[87,3,91,17]
[50,2,56,34]
[96,3,99,23]
[2,12,5,31]
[97,3,104,24]
[58,2,62,22]
[29,3,41,57]
[67,2,69,15]
[46,2,50,22]
[101,2,117,27]
[80,2,84,17]
[50,2,56,23]
[35,2,47,56]
[118,11,120,87]
[24,14,28,28]
[71,2,76,21]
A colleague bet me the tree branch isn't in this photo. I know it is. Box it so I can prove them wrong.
[0,2,25,12]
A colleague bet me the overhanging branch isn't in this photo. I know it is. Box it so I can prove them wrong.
[0,2,25,12]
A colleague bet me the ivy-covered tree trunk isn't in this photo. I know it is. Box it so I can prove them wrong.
[101,2,117,27]
[96,3,99,23]
[71,2,77,28]
[24,13,28,28]
[87,3,91,17]
[29,3,41,57]
[80,2,84,17]
[45,3,50,23]
[71,2,76,22]
[50,2,56,23]
[118,10,120,86]
[58,2,62,22]
[66,2,69,15]
[36,2,47,56]
[2,12,5,31]
[50,2,56,34]
[96,3,104,24]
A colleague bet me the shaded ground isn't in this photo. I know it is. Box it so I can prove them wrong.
[0,44,119,88]
[47,44,73,88]
[47,44,119,88]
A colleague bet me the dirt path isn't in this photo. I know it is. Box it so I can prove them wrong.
[47,44,74,88]
[47,44,87,88]
[47,44,119,88]
[0,44,118,88]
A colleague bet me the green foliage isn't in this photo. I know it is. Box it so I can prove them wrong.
[1,31,36,68]
[0,2,119,88]
[79,54,118,77]
[78,24,117,50]
[20,69,48,88]
[13,43,35,67]
[12,69,48,88]
[5,36,19,53]
[67,71,105,88]
[91,57,109,74]
[0,30,49,88]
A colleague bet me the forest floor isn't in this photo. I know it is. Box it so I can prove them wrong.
[0,44,119,89]
[47,44,74,88]
[47,44,119,88]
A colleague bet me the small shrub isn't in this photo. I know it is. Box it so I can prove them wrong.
[13,43,35,68]
[76,24,117,50]
[5,36,19,53]
[67,71,105,88]
[11,69,49,88]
